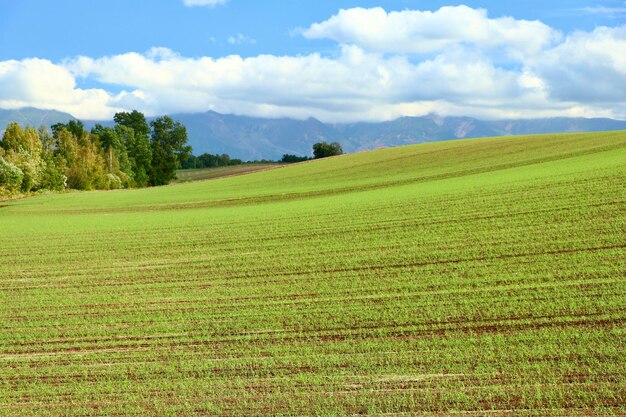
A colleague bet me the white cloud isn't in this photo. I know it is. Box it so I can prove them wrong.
[581,4,626,17]
[227,33,256,45]
[0,58,127,119]
[58,45,561,122]
[532,26,626,103]
[182,0,227,7]
[1,6,625,122]
[302,6,561,58]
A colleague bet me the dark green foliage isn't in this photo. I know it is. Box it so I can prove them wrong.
[180,154,199,169]
[281,154,310,163]
[149,116,191,186]
[312,141,343,159]
[51,120,85,142]
[91,124,120,172]
[180,153,243,169]
[114,111,153,187]
[116,124,151,187]
[113,110,150,139]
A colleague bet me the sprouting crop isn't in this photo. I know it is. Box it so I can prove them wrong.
[1,132,625,416]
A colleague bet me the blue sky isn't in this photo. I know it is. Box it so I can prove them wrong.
[1,0,626,121]
[2,0,624,60]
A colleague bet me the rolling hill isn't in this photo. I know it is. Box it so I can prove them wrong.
[1,131,625,415]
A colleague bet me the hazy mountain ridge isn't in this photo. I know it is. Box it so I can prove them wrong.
[0,107,76,132]
[2,108,626,160]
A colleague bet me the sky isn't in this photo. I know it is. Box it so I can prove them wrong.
[1,0,626,122]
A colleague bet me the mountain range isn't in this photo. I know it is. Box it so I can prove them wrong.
[2,107,626,160]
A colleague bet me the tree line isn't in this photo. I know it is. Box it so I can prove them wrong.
[1,112,344,197]
[0,111,191,196]
[180,141,343,170]
[181,153,244,169]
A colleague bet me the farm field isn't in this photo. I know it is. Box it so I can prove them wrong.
[1,132,625,415]
[173,163,285,183]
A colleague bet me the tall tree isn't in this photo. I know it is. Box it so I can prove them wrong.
[114,111,152,187]
[51,120,86,142]
[1,123,42,155]
[38,124,66,191]
[1,123,45,192]
[149,116,191,186]
[113,110,150,139]
[92,124,136,187]
[91,124,119,173]
[53,126,109,190]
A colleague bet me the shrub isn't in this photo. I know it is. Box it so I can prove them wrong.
[39,154,67,191]
[106,174,123,190]
[312,141,343,159]
[0,156,24,195]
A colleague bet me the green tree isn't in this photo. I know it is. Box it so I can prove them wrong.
[0,112,192,194]
[312,141,343,159]
[39,152,66,191]
[0,155,24,194]
[113,110,150,139]
[0,123,45,192]
[54,127,109,191]
[55,128,78,167]
[51,120,86,142]
[91,124,118,173]
[281,154,310,163]
[114,111,152,187]
[149,116,192,186]
[91,124,133,187]
[1,123,42,155]
[38,126,55,154]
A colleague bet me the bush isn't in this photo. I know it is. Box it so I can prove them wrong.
[13,152,43,192]
[106,174,123,190]
[0,156,24,195]
[39,154,67,191]
[312,141,343,159]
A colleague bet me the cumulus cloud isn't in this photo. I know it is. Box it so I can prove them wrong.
[0,58,128,119]
[302,6,561,58]
[182,0,227,7]
[1,6,625,122]
[58,44,557,121]
[532,26,626,103]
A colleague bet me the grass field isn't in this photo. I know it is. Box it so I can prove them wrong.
[173,163,285,183]
[1,132,625,416]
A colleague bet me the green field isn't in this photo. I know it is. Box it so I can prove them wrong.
[1,132,625,416]
[173,163,285,183]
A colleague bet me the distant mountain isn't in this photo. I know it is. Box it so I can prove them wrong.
[173,111,626,160]
[0,107,75,131]
[2,108,626,160]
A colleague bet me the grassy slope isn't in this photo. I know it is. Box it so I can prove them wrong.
[173,163,285,183]
[1,132,625,415]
